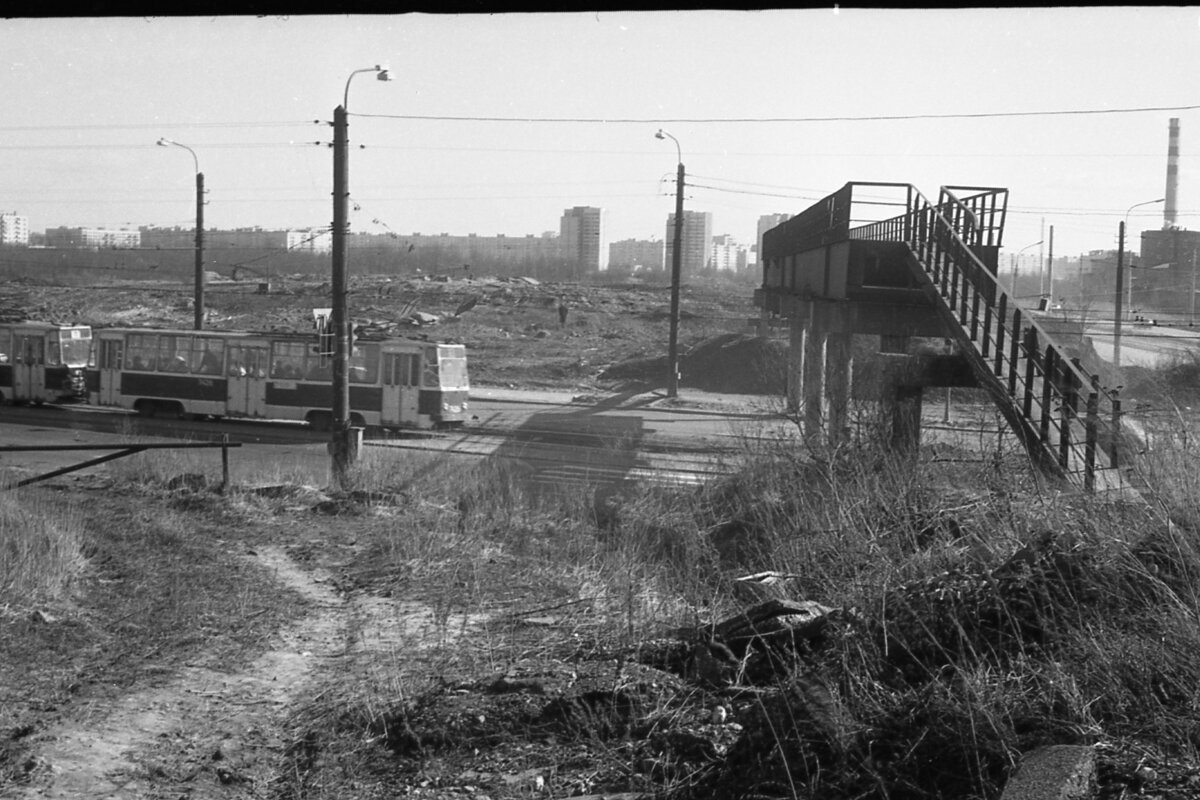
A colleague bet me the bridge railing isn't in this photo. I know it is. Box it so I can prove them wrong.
[850,183,1125,491]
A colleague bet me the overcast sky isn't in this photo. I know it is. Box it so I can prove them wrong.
[1,8,1198,262]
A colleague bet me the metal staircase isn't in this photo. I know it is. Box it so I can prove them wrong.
[851,185,1138,497]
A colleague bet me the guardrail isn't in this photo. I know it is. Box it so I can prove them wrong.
[0,437,241,491]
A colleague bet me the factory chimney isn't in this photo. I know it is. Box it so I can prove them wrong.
[1164,117,1180,229]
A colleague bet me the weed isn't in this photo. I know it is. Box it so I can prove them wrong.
[0,490,85,608]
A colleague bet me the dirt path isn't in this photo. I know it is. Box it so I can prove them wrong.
[9,547,349,799]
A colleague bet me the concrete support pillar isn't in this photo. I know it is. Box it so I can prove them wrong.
[802,322,827,439]
[825,333,853,446]
[786,318,804,415]
[890,385,923,454]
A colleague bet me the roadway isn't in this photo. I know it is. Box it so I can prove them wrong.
[1082,319,1200,368]
[0,387,795,491]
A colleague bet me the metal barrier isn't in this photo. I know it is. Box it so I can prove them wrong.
[0,436,241,491]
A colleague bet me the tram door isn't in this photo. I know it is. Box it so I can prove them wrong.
[12,334,44,403]
[226,344,269,418]
[98,337,123,405]
[381,351,420,427]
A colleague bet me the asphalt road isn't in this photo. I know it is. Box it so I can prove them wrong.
[0,390,790,491]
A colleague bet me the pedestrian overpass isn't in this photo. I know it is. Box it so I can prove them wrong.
[754,182,1135,495]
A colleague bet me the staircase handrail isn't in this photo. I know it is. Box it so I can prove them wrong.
[852,184,1129,487]
[858,184,1119,409]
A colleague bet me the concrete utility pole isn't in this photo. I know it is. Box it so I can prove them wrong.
[157,138,205,330]
[330,65,391,488]
[657,129,684,398]
[330,103,351,486]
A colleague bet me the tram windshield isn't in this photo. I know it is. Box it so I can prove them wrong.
[436,346,468,390]
[50,327,93,368]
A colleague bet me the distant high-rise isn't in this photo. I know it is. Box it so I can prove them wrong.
[756,213,792,267]
[666,210,713,274]
[711,234,749,272]
[559,206,607,275]
[0,212,29,245]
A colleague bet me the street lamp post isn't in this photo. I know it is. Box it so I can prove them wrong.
[157,138,205,330]
[656,129,684,398]
[330,65,391,487]
[1123,198,1165,319]
[1012,240,1043,294]
[1115,197,1165,368]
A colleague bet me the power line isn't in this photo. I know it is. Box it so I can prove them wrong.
[353,102,1200,125]
[0,142,322,151]
[0,121,316,132]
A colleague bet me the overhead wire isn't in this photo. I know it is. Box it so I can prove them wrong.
[351,101,1200,124]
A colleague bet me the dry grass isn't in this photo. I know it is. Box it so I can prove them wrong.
[11,347,1200,798]
[0,489,85,610]
[261,410,1200,799]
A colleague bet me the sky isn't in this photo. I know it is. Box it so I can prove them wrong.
[1,8,1199,265]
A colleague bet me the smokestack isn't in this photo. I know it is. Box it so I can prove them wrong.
[1165,117,1180,229]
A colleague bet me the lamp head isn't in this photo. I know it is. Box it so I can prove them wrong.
[655,129,666,140]
[157,137,170,147]
[376,65,392,82]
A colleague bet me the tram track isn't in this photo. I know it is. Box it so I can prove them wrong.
[0,402,743,489]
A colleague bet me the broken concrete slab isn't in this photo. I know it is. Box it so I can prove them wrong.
[1001,745,1096,800]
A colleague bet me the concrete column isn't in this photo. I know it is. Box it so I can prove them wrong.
[890,385,923,454]
[802,321,827,439]
[825,333,853,445]
[786,319,804,415]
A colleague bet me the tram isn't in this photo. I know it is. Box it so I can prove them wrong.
[0,322,92,404]
[86,327,469,430]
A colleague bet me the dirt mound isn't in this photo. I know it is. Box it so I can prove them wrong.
[600,333,787,395]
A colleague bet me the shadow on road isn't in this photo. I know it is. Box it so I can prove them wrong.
[484,389,648,500]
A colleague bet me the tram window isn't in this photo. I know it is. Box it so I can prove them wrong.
[126,333,158,371]
[270,341,306,379]
[158,335,192,373]
[46,332,62,367]
[61,328,92,367]
[422,347,439,387]
[191,338,225,375]
[227,346,265,378]
[0,331,8,364]
[20,337,44,365]
[306,356,331,381]
[438,353,468,390]
[385,353,420,386]
[348,345,379,384]
[101,340,123,370]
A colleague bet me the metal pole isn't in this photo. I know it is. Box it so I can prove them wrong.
[1115,221,1125,368]
[330,104,352,486]
[221,433,229,494]
[668,161,684,398]
[1046,224,1054,304]
[1039,218,1045,296]
[1192,249,1198,324]
[194,171,205,330]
